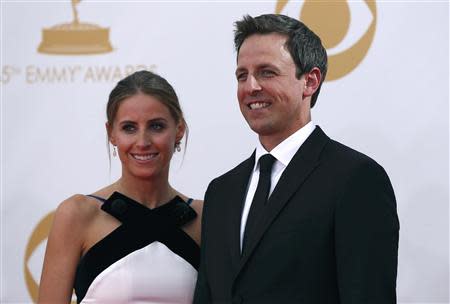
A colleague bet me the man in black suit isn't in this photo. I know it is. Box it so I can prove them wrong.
[194,14,399,304]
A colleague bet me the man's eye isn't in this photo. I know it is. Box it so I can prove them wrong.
[236,73,247,81]
[260,70,275,77]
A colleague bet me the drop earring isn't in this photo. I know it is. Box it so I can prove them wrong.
[113,145,117,157]
[175,142,181,152]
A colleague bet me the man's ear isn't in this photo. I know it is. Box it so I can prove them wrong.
[106,122,116,145]
[303,67,322,98]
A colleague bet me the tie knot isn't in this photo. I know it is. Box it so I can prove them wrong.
[258,154,276,175]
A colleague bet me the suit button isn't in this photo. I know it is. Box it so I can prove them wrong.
[232,295,243,304]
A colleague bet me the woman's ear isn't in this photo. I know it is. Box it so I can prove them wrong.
[106,122,116,145]
[175,121,186,143]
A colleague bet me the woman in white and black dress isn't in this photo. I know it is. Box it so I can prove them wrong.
[38,70,203,304]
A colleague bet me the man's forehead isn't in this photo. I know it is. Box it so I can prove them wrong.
[239,34,289,54]
[236,38,293,69]
[239,33,288,50]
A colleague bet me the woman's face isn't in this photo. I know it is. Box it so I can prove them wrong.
[108,93,184,180]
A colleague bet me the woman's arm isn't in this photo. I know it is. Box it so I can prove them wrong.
[38,195,89,304]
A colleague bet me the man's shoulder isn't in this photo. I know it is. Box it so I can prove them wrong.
[324,137,386,174]
[210,155,253,185]
[302,125,377,166]
[328,138,372,160]
[204,155,254,204]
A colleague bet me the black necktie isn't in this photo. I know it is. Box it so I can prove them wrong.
[242,154,276,255]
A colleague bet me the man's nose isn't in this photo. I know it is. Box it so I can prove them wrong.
[244,75,262,95]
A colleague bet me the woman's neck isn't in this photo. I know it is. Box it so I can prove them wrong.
[114,173,176,209]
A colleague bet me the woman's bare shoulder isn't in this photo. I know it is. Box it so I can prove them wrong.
[55,194,103,225]
[57,182,117,219]
[189,199,204,217]
[183,198,203,245]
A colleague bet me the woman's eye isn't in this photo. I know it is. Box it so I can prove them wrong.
[122,124,136,133]
[150,123,165,131]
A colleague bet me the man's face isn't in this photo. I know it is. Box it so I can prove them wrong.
[236,33,310,149]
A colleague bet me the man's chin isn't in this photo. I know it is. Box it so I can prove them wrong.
[248,123,275,137]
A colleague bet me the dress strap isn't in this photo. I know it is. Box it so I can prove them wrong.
[86,194,107,203]
[186,198,194,205]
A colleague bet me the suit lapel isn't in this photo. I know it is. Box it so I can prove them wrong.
[228,152,255,272]
[236,127,330,274]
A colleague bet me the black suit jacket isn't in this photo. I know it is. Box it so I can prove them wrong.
[194,127,399,304]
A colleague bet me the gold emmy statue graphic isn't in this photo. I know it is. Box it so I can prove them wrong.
[38,0,113,55]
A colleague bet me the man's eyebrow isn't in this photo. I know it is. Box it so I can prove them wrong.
[235,64,279,74]
[257,63,279,71]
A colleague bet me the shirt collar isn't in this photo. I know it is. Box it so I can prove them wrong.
[254,121,316,171]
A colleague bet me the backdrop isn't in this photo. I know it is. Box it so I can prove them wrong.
[1,1,449,303]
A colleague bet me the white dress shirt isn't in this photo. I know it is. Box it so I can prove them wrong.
[240,121,316,251]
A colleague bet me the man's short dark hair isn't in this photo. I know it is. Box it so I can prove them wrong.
[234,14,328,108]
